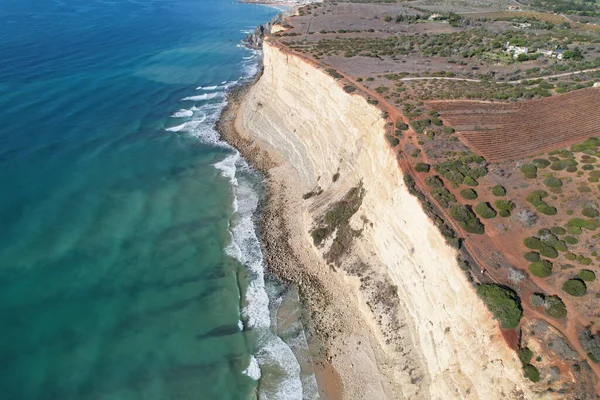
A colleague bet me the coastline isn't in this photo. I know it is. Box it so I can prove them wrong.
[218,77,347,400]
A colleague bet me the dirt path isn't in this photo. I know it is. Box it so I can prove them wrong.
[396,67,600,84]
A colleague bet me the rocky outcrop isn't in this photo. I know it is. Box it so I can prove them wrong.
[244,15,282,49]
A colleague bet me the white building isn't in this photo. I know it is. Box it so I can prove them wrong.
[506,42,529,58]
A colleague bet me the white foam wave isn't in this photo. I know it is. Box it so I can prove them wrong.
[243,356,262,381]
[214,153,304,399]
[171,43,306,398]
[182,92,223,101]
[171,109,194,118]
[255,336,303,400]
[166,123,187,132]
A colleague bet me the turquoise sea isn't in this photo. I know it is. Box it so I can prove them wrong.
[0,0,316,398]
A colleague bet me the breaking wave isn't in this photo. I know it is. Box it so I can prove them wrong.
[168,45,310,400]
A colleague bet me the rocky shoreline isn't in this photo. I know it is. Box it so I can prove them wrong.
[217,77,347,399]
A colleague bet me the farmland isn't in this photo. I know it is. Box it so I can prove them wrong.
[428,88,600,161]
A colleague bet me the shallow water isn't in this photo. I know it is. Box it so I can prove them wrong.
[0,0,315,398]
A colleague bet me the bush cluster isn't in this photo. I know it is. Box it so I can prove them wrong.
[524,252,540,262]
[582,207,599,218]
[476,284,523,329]
[415,162,430,173]
[520,163,537,179]
[475,202,497,219]
[494,199,516,217]
[526,190,557,215]
[404,174,462,249]
[460,188,478,200]
[544,295,567,319]
[529,260,553,278]
[543,176,563,188]
[523,364,540,382]
[434,154,487,187]
[579,269,596,281]
[491,185,506,196]
[451,204,485,234]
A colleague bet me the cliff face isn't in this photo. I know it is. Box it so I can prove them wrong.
[238,41,540,399]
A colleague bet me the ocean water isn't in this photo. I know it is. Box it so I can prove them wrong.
[0,0,316,399]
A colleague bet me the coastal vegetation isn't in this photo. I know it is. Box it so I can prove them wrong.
[476,284,523,329]
[310,184,365,253]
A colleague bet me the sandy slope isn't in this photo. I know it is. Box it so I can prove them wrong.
[234,41,545,399]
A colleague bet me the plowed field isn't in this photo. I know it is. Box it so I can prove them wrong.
[427,88,600,162]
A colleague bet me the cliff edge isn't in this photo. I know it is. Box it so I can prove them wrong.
[232,41,543,399]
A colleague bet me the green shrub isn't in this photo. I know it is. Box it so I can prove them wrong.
[325,68,343,79]
[519,347,533,364]
[532,159,550,169]
[543,177,563,188]
[451,204,485,234]
[524,237,542,250]
[582,207,599,218]
[562,279,587,296]
[476,284,523,329]
[544,295,567,319]
[395,122,409,131]
[475,202,497,219]
[524,172,537,179]
[425,175,444,188]
[415,162,430,173]
[460,188,478,200]
[526,190,548,206]
[529,260,553,278]
[521,164,537,174]
[524,252,540,262]
[523,364,540,382]
[539,245,559,259]
[386,134,399,147]
[564,236,579,244]
[568,218,599,230]
[554,241,568,252]
[537,204,558,215]
[463,176,478,187]
[311,227,329,246]
[432,187,456,209]
[491,185,506,196]
[499,209,511,217]
[494,200,515,211]
[551,226,566,235]
[567,226,583,235]
[579,270,596,281]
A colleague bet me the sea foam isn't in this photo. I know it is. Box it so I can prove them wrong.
[182,92,223,101]
[172,46,306,399]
